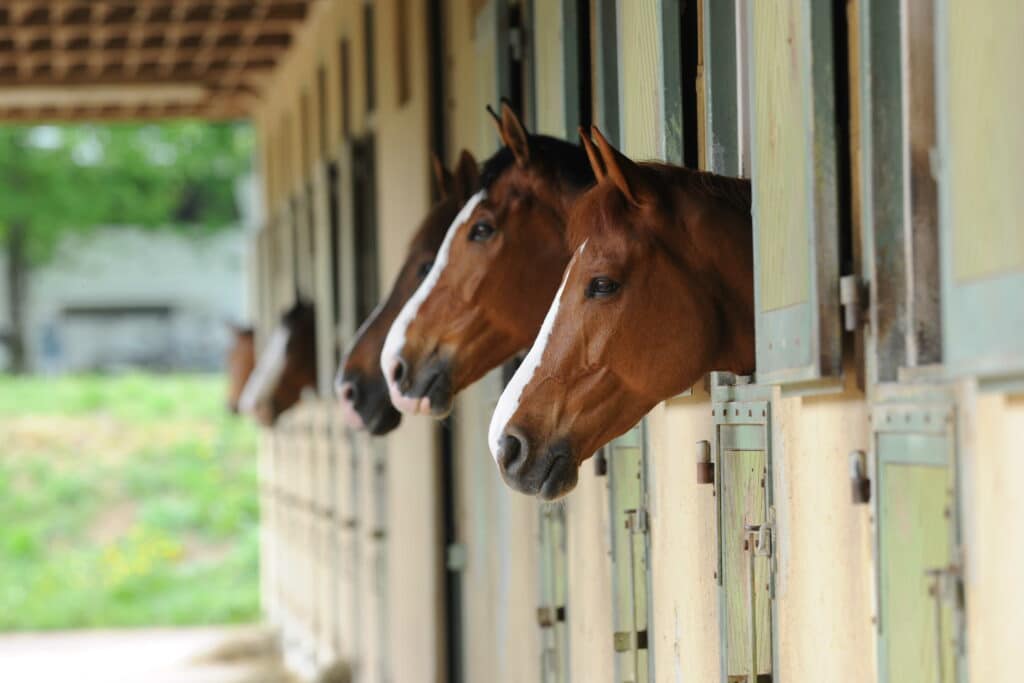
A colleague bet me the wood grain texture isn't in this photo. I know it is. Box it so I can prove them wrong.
[618,0,661,160]
[751,0,811,312]
[721,447,771,677]
[879,460,953,683]
[947,0,1024,282]
[533,0,567,137]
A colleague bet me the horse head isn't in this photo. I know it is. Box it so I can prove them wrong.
[334,150,480,434]
[489,127,755,499]
[239,300,317,426]
[380,103,595,417]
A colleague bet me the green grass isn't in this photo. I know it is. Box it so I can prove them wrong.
[0,373,260,631]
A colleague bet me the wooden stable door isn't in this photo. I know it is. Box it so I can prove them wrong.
[873,399,964,683]
[609,425,651,683]
[712,375,774,683]
[538,505,569,683]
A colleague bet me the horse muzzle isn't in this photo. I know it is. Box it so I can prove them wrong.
[336,372,403,436]
[384,353,454,418]
[495,430,578,500]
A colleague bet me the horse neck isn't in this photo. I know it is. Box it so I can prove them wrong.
[671,173,756,374]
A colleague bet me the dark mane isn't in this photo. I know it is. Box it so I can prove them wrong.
[566,165,752,251]
[480,134,596,191]
[677,167,752,215]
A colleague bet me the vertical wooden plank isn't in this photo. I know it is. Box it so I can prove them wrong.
[751,0,811,313]
[617,0,661,160]
[937,0,1024,380]
[749,0,842,387]
[533,0,567,136]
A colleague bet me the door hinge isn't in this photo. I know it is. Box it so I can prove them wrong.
[613,628,648,652]
[536,605,566,628]
[839,274,866,332]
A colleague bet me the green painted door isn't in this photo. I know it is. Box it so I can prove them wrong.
[873,400,964,683]
[712,375,774,683]
[609,424,651,683]
[538,505,569,683]
[936,0,1024,382]
[748,0,842,387]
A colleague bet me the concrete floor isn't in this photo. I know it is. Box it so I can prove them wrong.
[0,624,293,683]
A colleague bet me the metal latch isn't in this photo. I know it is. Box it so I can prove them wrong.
[696,440,714,484]
[613,629,648,652]
[848,450,870,504]
[839,274,865,332]
[536,605,566,628]
[446,543,467,571]
[624,508,648,534]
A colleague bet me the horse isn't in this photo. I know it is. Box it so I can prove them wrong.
[489,127,755,499]
[380,103,595,417]
[334,150,480,435]
[226,324,255,413]
[238,300,317,427]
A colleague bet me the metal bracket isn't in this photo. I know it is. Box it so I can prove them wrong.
[624,508,649,534]
[849,450,871,504]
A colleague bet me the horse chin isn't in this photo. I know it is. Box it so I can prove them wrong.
[537,456,579,500]
[366,406,402,436]
[499,443,579,500]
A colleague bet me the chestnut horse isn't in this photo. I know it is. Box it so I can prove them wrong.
[226,324,255,413]
[239,300,317,426]
[489,128,755,499]
[334,150,480,435]
[380,104,595,417]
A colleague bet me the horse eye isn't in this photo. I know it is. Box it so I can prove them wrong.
[416,260,434,279]
[468,221,495,242]
[587,277,621,298]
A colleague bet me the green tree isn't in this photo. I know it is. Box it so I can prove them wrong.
[0,122,253,372]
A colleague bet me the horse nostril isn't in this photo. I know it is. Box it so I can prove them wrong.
[341,382,357,404]
[498,432,527,472]
[392,356,408,385]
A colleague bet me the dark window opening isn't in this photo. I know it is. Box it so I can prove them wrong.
[395,0,411,105]
[352,135,379,322]
[340,39,352,138]
[832,0,854,282]
[363,3,376,114]
[300,90,312,172]
[317,64,329,156]
[505,2,526,116]
[679,0,700,169]
[327,161,343,365]
[428,0,446,165]
[574,0,593,131]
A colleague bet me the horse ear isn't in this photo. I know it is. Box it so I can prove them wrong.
[452,149,480,201]
[431,153,455,200]
[591,125,644,207]
[500,101,530,166]
[486,104,503,138]
[578,127,606,183]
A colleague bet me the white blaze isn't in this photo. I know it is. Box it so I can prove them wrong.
[238,325,290,414]
[380,191,486,398]
[488,241,586,460]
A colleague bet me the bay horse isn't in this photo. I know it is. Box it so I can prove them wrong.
[334,150,480,435]
[238,300,317,427]
[489,127,755,499]
[380,103,595,417]
[226,324,255,413]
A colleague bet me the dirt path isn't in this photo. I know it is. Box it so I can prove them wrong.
[0,624,293,683]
